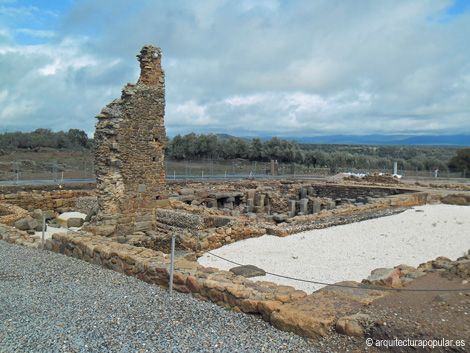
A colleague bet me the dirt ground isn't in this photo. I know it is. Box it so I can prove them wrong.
[364,271,470,352]
[312,268,470,352]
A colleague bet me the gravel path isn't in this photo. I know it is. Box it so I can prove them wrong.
[0,241,359,353]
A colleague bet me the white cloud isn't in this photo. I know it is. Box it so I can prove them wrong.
[172,100,215,126]
[224,94,268,106]
[1,0,469,138]
[0,98,37,120]
[16,28,55,38]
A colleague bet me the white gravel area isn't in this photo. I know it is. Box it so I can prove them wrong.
[199,204,470,294]
[33,225,71,240]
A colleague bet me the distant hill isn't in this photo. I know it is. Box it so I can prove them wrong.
[216,133,235,140]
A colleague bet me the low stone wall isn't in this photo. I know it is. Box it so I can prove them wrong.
[0,190,94,212]
[0,226,309,329]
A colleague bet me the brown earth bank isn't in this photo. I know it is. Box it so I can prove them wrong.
[308,269,470,352]
[363,271,469,352]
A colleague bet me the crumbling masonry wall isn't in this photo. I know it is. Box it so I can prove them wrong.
[94,45,166,235]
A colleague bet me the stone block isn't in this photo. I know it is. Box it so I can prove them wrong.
[94,225,116,237]
[299,199,309,214]
[363,268,401,288]
[214,216,233,228]
[288,200,296,217]
[312,199,322,213]
[273,213,288,223]
[247,190,256,199]
[258,300,283,322]
[186,276,200,293]
[307,187,314,196]
[178,188,195,195]
[326,199,335,210]
[14,216,39,231]
[336,314,371,337]
[241,299,259,313]
[229,265,266,278]
[67,218,84,228]
[155,199,170,208]
[246,198,254,212]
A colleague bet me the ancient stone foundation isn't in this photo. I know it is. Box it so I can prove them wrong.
[93,45,167,235]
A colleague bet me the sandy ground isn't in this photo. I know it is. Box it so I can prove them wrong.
[199,204,470,294]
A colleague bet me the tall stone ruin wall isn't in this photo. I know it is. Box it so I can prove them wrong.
[93,45,167,235]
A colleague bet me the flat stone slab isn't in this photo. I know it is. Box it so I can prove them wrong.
[270,292,362,339]
[229,265,266,278]
[318,281,390,304]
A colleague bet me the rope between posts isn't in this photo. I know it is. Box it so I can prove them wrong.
[176,236,470,293]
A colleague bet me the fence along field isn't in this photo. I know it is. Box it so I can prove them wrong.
[0,130,468,182]
[1,154,468,184]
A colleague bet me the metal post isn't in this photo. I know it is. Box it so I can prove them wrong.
[41,212,46,251]
[169,234,175,296]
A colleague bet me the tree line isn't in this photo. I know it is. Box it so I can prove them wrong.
[0,129,92,151]
[1,129,468,173]
[166,133,469,172]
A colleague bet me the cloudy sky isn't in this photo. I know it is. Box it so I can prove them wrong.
[0,0,469,139]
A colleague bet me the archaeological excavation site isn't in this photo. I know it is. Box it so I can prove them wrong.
[1,46,469,345]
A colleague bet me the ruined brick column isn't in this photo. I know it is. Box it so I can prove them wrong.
[93,45,166,235]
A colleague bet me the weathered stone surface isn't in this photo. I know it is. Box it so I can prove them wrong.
[258,300,283,321]
[240,299,259,313]
[230,265,266,278]
[32,209,55,220]
[94,45,167,235]
[271,293,362,339]
[312,198,322,213]
[363,268,401,288]
[67,218,84,228]
[14,216,39,231]
[272,213,288,222]
[335,314,371,337]
[186,276,199,293]
[318,281,389,304]
[94,225,116,237]
[0,203,30,226]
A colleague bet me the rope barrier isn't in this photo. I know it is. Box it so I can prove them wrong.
[176,236,470,293]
